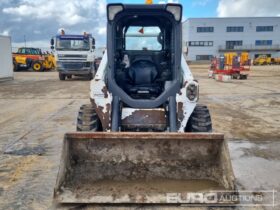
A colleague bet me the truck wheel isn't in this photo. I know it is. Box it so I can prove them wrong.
[185,104,212,132]
[232,73,240,79]
[67,75,72,79]
[59,73,66,80]
[13,62,18,71]
[240,74,248,80]
[77,104,101,131]
[32,61,43,71]
[88,73,94,80]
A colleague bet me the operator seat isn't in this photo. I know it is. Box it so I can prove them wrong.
[126,56,161,96]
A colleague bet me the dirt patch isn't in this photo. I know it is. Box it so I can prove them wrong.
[0,66,279,209]
[0,155,39,190]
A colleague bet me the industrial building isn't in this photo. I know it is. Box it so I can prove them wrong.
[183,17,280,61]
[0,35,13,81]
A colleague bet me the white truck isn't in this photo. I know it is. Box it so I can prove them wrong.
[50,32,96,80]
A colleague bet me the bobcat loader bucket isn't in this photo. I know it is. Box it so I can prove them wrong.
[54,132,237,204]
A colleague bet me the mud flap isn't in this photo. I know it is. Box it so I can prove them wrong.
[54,132,237,204]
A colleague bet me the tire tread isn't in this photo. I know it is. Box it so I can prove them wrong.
[185,104,212,132]
[76,104,101,131]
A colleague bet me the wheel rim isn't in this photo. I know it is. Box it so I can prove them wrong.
[33,64,41,71]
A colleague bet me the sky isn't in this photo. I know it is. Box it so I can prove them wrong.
[0,0,279,49]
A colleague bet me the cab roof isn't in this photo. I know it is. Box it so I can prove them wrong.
[107,3,182,22]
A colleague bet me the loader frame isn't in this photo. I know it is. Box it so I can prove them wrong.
[53,3,238,206]
[90,4,199,132]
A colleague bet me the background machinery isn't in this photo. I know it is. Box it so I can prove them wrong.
[253,55,280,65]
[209,52,251,81]
[50,31,96,80]
[273,57,280,64]
[54,3,237,205]
[253,55,272,65]
[12,47,55,71]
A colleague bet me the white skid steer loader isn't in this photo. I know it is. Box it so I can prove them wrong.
[54,3,237,205]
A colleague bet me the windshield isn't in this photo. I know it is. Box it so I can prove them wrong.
[19,48,41,54]
[56,37,90,51]
[31,49,41,54]
[125,26,162,51]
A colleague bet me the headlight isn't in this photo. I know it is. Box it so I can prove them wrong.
[87,54,94,61]
[58,54,65,57]
[166,4,182,22]
[56,61,62,67]
[107,4,123,21]
[186,82,198,101]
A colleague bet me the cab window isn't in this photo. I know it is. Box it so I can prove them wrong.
[125,26,162,51]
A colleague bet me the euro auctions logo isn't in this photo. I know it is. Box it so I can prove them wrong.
[166,190,276,207]
[166,192,220,204]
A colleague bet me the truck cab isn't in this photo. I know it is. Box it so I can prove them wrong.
[51,32,96,80]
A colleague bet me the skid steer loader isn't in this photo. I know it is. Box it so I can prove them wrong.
[54,3,237,205]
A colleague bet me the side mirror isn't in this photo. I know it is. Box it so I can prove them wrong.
[50,38,54,46]
[92,38,95,48]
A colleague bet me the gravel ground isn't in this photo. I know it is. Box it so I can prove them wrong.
[0,65,279,210]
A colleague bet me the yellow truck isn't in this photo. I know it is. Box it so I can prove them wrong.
[12,47,56,71]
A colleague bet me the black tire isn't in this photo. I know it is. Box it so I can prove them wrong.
[32,61,43,71]
[59,73,66,80]
[232,73,240,79]
[76,104,101,131]
[185,104,212,132]
[240,74,248,80]
[13,62,18,71]
[67,75,72,79]
[88,73,94,80]
[26,58,33,69]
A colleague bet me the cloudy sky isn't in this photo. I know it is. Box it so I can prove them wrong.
[0,0,279,49]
